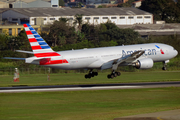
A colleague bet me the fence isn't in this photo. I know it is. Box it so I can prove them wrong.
[1,61,179,75]
[0,68,90,75]
[0,63,171,75]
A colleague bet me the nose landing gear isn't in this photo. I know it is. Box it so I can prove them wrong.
[162,60,169,71]
[162,66,166,71]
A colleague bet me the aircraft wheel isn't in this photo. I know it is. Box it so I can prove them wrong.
[107,74,111,79]
[110,74,114,79]
[93,72,98,76]
[88,74,92,78]
[116,72,121,76]
[162,67,166,71]
[85,74,89,79]
[113,73,117,77]
[90,73,94,77]
[85,74,91,79]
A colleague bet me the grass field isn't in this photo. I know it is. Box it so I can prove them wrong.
[0,71,180,87]
[0,87,180,120]
[0,71,180,120]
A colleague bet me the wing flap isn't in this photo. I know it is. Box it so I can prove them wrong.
[101,61,114,70]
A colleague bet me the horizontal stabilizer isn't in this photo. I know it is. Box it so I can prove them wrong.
[3,57,25,60]
[16,50,33,54]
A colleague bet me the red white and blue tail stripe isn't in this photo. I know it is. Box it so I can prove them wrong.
[23,24,60,58]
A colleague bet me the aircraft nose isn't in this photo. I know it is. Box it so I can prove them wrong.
[172,48,178,58]
[174,50,178,57]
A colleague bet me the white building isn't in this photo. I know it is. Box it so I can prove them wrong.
[12,1,28,8]
[132,0,143,8]
[0,1,9,8]
[2,0,51,8]
[1,7,153,25]
[28,0,51,8]
[51,0,59,7]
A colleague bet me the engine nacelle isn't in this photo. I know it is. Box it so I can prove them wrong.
[134,58,153,69]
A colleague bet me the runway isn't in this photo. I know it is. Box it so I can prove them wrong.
[115,109,180,120]
[0,81,180,93]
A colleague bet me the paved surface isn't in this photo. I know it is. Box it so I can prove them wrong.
[117,24,180,36]
[114,109,180,120]
[0,81,180,93]
[0,86,141,93]
[1,82,180,120]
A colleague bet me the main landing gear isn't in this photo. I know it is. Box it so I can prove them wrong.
[107,70,121,79]
[85,70,98,79]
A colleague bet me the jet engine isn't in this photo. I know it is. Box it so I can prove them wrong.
[134,58,153,69]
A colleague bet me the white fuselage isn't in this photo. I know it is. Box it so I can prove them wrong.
[26,43,178,70]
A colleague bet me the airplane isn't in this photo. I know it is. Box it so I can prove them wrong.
[5,24,178,79]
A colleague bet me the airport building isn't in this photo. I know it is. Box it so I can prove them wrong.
[1,7,153,26]
[0,0,53,8]
[0,25,41,36]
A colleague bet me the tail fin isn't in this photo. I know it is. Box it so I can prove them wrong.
[23,24,60,58]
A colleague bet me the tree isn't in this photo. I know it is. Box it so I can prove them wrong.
[140,0,180,22]
[59,17,68,23]
[76,30,86,42]
[49,20,77,47]
[177,0,180,8]
[73,14,83,31]
[117,0,135,7]
[0,34,8,51]
[97,22,140,45]
[59,0,65,6]
[78,2,83,8]
[177,0,180,22]
[82,22,140,46]
[17,29,31,51]
[49,21,67,46]
[98,5,106,8]
[81,23,99,44]
[103,22,118,30]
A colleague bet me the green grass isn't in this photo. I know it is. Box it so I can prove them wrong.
[0,71,180,87]
[0,87,180,120]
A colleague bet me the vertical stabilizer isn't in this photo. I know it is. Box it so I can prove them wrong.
[23,24,60,58]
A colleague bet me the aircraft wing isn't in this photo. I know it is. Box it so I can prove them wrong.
[118,50,145,63]
[101,50,145,70]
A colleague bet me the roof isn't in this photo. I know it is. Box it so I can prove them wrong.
[1,0,50,3]
[1,0,16,4]
[3,7,152,17]
[0,1,9,4]
[117,24,180,36]
[0,8,9,14]
[28,0,51,8]
[133,0,144,4]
